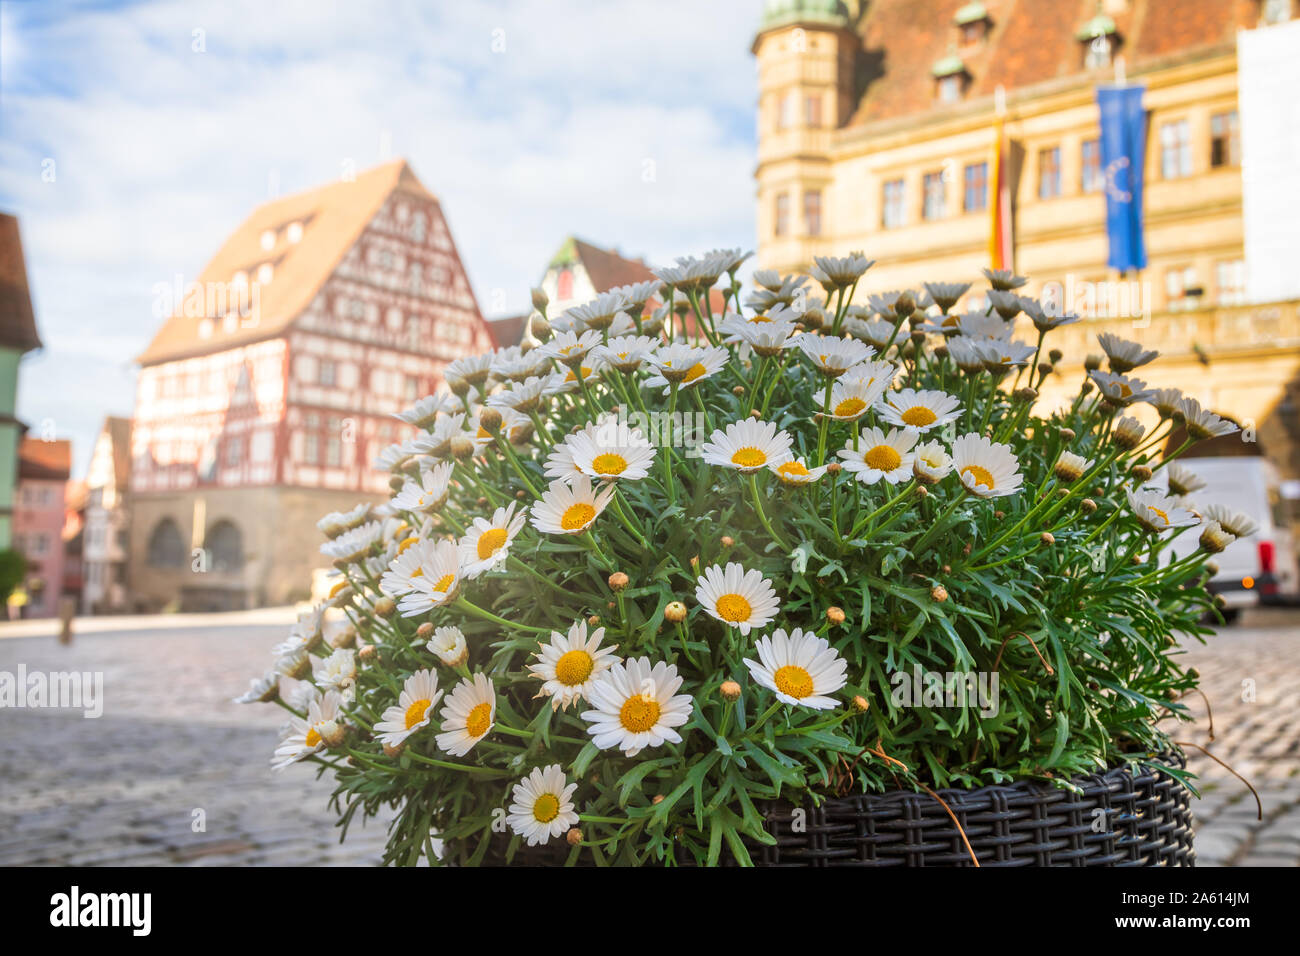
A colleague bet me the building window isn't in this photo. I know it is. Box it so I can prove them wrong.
[963,162,988,213]
[1160,120,1193,179]
[146,518,185,568]
[1216,260,1247,305]
[881,179,905,229]
[303,413,321,465]
[774,192,790,237]
[319,360,337,386]
[922,171,947,220]
[411,212,427,243]
[1083,34,1113,70]
[404,375,420,401]
[1210,111,1240,168]
[937,74,964,104]
[1262,0,1294,25]
[960,19,988,46]
[225,436,243,467]
[803,190,823,237]
[1165,266,1199,311]
[1081,138,1103,193]
[1038,147,1062,199]
[204,521,244,573]
[804,94,822,128]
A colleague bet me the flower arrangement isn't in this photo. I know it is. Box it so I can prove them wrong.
[239,251,1240,866]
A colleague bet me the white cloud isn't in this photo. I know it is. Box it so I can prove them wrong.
[0,0,759,476]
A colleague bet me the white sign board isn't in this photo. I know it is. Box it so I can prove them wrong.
[1239,21,1300,304]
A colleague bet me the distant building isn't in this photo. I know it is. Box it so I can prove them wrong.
[752,0,1300,481]
[129,160,492,611]
[0,212,44,550]
[12,437,71,618]
[82,416,132,613]
[539,236,659,318]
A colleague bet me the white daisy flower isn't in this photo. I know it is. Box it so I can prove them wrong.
[530,474,616,535]
[486,375,551,413]
[320,520,384,564]
[695,562,781,635]
[1097,332,1159,373]
[826,362,896,420]
[1202,504,1257,538]
[878,388,962,433]
[396,392,460,429]
[580,657,693,757]
[413,413,466,460]
[272,690,344,770]
[1089,370,1152,407]
[234,670,280,704]
[427,625,469,668]
[1166,464,1206,498]
[563,291,631,332]
[1053,450,1094,483]
[771,457,829,485]
[643,343,729,391]
[837,426,918,485]
[913,440,953,484]
[944,335,988,374]
[593,335,659,373]
[721,316,799,356]
[313,648,357,693]
[564,419,657,481]
[542,360,604,395]
[951,433,1024,498]
[844,316,901,349]
[1147,387,1185,419]
[811,253,874,291]
[374,669,443,749]
[445,353,494,389]
[528,619,621,711]
[538,328,602,366]
[955,311,1012,341]
[390,462,454,515]
[1126,489,1199,534]
[436,673,496,757]
[316,503,372,539]
[542,436,587,485]
[1177,397,1239,441]
[507,764,581,846]
[458,501,527,578]
[797,333,875,377]
[380,538,462,616]
[491,344,551,382]
[744,627,848,710]
[923,281,972,314]
[699,418,794,473]
[975,338,1037,372]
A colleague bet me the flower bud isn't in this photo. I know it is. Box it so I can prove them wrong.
[566,827,583,846]
[720,680,742,702]
[1199,521,1236,555]
[478,407,503,434]
[994,510,1005,520]
[1059,427,1076,441]
[894,293,915,317]
[389,475,406,492]
[1048,349,1063,364]
[827,462,842,475]
[529,313,552,342]
[1131,464,1153,482]
[1040,532,1055,546]
[732,385,746,396]
[826,606,846,625]
[447,375,471,397]
[1206,560,1219,576]
[915,485,929,498]
[607,571,630,592]
[373,596,396,618]
[1013,387,1038,403]
[1112,417,1146,451]
[931,585,948,603]
[358,644,377,662]
[530,286,548,312]
[450,435,476,460]
[652,794,665,805]
[852,695,870,713]
[664,601,687,623]
[720,535,734,548]
[383,741,405,758]
[1084,354,1102,371]
[587,614,601,627]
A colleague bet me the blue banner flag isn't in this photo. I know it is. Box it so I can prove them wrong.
[1096,85,1148,273]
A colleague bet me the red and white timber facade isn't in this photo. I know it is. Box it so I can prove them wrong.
[129,162,490,611]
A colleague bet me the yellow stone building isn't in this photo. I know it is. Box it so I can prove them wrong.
[752,0,1300,480]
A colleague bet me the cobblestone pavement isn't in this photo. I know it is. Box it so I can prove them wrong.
[0,611,1296,867]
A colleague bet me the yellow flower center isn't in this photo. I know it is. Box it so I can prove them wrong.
[901,406,937,427]
[477,426,491,439]
[1117,383,1133,398]
[465,701,493,738]
[942,315,960,328]
[730,446,767,468]
[476,528,508,560]
[555,649,595,685]
[1149,506,1169,526]
[560,502,597,530]
[773,664,814,699]
[404,699,431,730]
[328,580,347,598]
[864,445,902,471]
[683,362,709,383]
[776,461,810,479]
[962,464,995,490]
[397,535,419,554]
[304,727,322,748]
[591,452,628,475]
[432,573,455,593]
[532,793,560,824]
[619,694,661,733]
[715,593,752,623]
[409,567,424,579]
[833,397,866,417]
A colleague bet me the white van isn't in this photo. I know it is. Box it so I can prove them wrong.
[1164,457,1299,622]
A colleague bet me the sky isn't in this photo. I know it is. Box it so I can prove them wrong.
[0,0,761,477]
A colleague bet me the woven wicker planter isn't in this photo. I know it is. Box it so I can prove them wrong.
[463,755,1195,867]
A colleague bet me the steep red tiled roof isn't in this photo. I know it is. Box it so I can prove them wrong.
[486,313,529,348]
[0,213,43,354]
[571,239,656,292]
[848,0,1249,127]
[19,437,71,482]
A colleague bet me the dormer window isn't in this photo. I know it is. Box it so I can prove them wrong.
[955,2,990,47]
[1260,0,1294,24]
[1077,7,1120,69]
[931,53,968,103]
